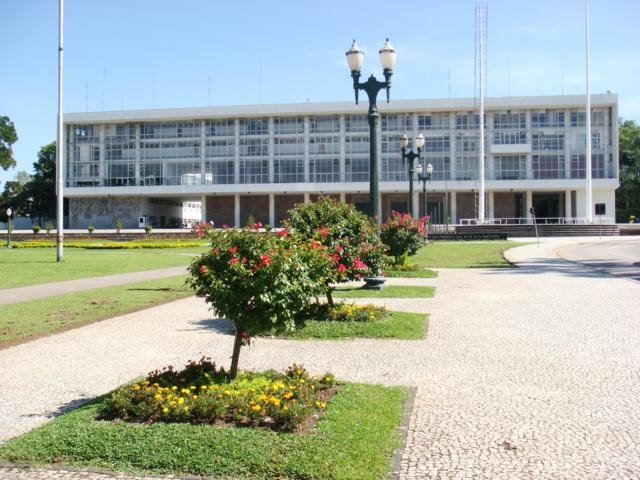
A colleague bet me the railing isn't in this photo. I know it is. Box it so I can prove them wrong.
[459,217,616,225]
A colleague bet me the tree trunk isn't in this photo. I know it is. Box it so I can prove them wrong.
[228,325,244,380]
[326,287,334,307]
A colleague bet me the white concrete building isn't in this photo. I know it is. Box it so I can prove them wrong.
[63,94,618,228]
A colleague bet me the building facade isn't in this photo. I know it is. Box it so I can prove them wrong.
[64,94,618,228]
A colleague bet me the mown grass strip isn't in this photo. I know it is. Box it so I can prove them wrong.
[0,276,191,346]
[0,248,204,289]
[278,311,427,340]
[0,383,408,480]
[412,240,520,268]
[384,268,438,278]
[333,285,434,298]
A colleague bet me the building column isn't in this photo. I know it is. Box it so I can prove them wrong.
[99,125,106,186]
[234,194,241,228]
[234,119,240,184]
[339,114,346,182]
[488,191,495,220]
[200,121,207,184]
[450,191,457,224]
[304,192,310,203]
[268,193,275,226]
[200,195,207,223]
[268,118,275,184]
[135,124,141,186]
[412,189,420,218]
[304,116,310,183]
[565,190,572,222]
[526,190,533,223]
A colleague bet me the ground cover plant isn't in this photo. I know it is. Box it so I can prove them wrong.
[0,276,191,346]
[0,382,408,479]
[411,240,520,268]
[102,359,334,432]
[332,285,435,298]
[0,247,203,289]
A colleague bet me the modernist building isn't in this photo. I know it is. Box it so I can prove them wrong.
[63,94,618,228]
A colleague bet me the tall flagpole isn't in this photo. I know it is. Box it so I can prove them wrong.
[585,0,593,223]
[56,0,65,261]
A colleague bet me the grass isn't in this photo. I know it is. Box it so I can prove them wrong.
[384,267,438,278]
[279,311,427,340]
[0,383,408,480]
[411,240,520,268]
[333,285,435,298]
[0,276,192,346]
[0,247,206,289]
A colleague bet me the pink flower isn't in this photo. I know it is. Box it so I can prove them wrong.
[260,254,272,265]
[229,257,239,264]
[335,245,343,254]
[331,253,341,262]
[228,246,238,254]
[338,263,347,273]
[252,222,263,230]
[278,229,288,237]
[352,258,367,270]
[222,224,229,229]
[319,227,329,237]
[199,265,209,273]
[212,247,219,254]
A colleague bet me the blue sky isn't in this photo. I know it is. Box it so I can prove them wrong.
[1,0,639,186]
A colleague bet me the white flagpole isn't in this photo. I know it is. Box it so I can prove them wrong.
[585,0,593,223]
[56,0,65,261]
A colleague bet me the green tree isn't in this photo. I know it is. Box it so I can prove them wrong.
[617,120,640,222]
[22,142,56,224]
[0,116,18,171]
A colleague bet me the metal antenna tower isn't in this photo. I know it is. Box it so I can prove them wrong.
[475,2,487,222]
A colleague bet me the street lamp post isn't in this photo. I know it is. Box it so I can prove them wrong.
[400,132,425,218]
[416,163,433,223]
[5,207,12,247]
[346,39,397,224]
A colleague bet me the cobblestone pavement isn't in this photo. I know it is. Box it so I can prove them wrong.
[1,239,639,479]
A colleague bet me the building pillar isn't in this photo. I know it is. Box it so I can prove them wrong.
[565,190,572,222]
[488,191,495,220]
[526,190,533,223]
[304,192,310,203]
[268,118,275,184]
[412,189,420,218]
[450,191,457,224]
[339,192,346,203]
[304,116,310,183]
[200,195,207,223]
[339,114,346,182]
[234,194,241,228]
[234,119,240,184]
[200,121,207,184]
[99,125,106,186]
[268,193,275,226]
[135,124,141,186]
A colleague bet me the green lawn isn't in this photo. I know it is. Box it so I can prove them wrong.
[0,383,408,480]
[384,268,438,278]
[333,285,435,298]
[0,276,192,346]
[279,311,427,340]
[0,247,205,289]
[411,241,520,268]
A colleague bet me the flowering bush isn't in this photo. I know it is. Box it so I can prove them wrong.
[284,196,387,304]
[187,226,327,378]
[380,211,428,266]
[101,358,335,432]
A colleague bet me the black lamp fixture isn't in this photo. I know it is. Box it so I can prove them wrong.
[400,132,425,218]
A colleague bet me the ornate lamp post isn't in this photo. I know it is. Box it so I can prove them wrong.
[416,163,433,220]
[346,38,397,224]
[400,132,425,218]
[5,207,12,247]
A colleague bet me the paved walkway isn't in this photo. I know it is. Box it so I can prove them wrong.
[1,238,639,478]
[0,266,188,305]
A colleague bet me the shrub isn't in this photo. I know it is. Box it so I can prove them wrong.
[381,211,428,266]
[100,358,334,432]
[299,303,387,323]
[187,226,326,379]
[31,225,41,235]
[87,225,95,234]
[44,221,53,234]
[284,196,387,304]
[144,224,153,234]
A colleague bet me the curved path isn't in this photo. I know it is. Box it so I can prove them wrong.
[1,239,639,479]
[555,237,640,281]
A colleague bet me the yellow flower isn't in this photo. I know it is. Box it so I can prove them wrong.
[132,384,140,391]
[192,395,198,400]
[224,390,232,396]
[270,397,281,407]
[154,394,162,401]
[284,392,293,399]
[200,385,208,390]
[189,386,196,390]
[251,404,261,412]
[163,407,169,413]
[283,406,289,412]
[171,386,178,391]
[183,407,189,412]
[178,397,185,404]
[258,394,268,402]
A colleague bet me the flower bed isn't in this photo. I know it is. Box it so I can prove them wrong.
[299,303,387,323]
[101,358,334,432]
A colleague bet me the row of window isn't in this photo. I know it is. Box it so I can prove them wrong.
[71,109,609,141]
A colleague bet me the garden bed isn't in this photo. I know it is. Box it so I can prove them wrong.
[0,362,409,480]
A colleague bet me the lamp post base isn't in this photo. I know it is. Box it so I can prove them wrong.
[362,276,387,290]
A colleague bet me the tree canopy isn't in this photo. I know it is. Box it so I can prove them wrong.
[0,116,18,171]
[617,120,640,221]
